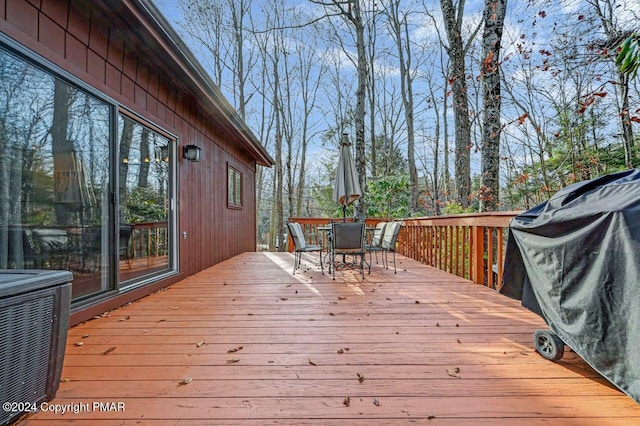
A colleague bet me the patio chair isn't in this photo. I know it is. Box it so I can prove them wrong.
[330,221,366,280]
[365,221,387,268]
[287,222,324,275]
[380,221,403,274]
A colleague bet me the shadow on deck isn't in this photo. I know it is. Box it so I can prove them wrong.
[19,252,640,424]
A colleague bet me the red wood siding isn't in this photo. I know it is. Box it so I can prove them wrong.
[1,0,262,322]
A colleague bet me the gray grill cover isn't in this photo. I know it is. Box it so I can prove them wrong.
[501,169,640,404]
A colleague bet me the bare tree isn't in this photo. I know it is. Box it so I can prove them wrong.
[313,0,369,219]
[587,0,635,168]
[439,0,478,208]
[384,0,419,214]
[479,0,507,212]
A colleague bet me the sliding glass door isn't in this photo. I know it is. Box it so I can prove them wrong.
[117,114,174,286]
[0,42,176,303]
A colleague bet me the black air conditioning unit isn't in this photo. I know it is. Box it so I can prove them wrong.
[0,270,72,425]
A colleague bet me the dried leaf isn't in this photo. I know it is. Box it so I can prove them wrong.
[308,359,317,366]
[60,377,71,383]
[82,334,90,338]
[415,300,420,304]
[337,348,344,354]
[447,367,461,378]
[178,377,192,386]
[343,396,350,406]
[338,296,347,300]
[329,312,335,316]
[196,340,205,348]
[373,397,381,406]
[227,346,244,353]
[74,341,84,347]
[171,306,180,310]
[156,319,166,323]
[457,339,461,344]
[357,373,365,383]
[102,346,116,355]
[226,358,240,364]
[280,297,288,301]
[119,315,130,321]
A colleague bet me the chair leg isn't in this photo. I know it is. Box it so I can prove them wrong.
[319,249,324,275]
[392,251,396,273]
[292,252,297,275]
[332,253,336,280]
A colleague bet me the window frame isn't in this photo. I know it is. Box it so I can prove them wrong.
[227,164,243,209]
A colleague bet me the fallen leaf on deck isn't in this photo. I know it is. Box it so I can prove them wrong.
[337,348,344,354]
[457,339,461,343]
[446,367,460,378]
[101,346,116,355]
[373,397,381,406]
[82,334,90,338]
[329,312,335,316]
[415,300,420,304]
[171,306,180,310]
[308,359,317,366]
[196,340,205,348]
[60,377,71,383]
[227,358,240,364]
[178,377,192,386]
[280,297,288,301]
[343,396,350,406]
[156,319,166,323]
[227,346,244,353]
[119,315,130,321]
[74,342,84,346]
[338,296,347,300]
[357,373,365,383]
[436,322,440,327]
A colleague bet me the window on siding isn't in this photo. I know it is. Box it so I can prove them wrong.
[228,165,242,208]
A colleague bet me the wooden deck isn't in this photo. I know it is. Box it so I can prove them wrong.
[20,252,640,424]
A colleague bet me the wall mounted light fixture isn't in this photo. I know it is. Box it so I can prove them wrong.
[182,145,201,162]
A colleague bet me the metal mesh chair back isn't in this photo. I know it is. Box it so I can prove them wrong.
[332,222,365,251]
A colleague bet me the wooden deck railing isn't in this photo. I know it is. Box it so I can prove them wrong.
[289,212,520,290]
[397,212,520,289]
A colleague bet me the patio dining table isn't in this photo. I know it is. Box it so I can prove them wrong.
[318,224,375,273]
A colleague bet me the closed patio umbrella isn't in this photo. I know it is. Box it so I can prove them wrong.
[333,133,362,221]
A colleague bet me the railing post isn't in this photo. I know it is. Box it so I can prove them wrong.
[471,225,485,285]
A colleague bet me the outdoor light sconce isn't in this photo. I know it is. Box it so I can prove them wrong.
[182,145,201,162]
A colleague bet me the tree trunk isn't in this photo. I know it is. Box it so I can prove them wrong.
[387,1,419,214]
[479,0,507,212]
[353,0,368,220]
[440,0,472,208]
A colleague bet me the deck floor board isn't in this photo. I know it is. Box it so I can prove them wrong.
[20,252,640,424]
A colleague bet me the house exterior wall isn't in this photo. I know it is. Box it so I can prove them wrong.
[0,0,262,324]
